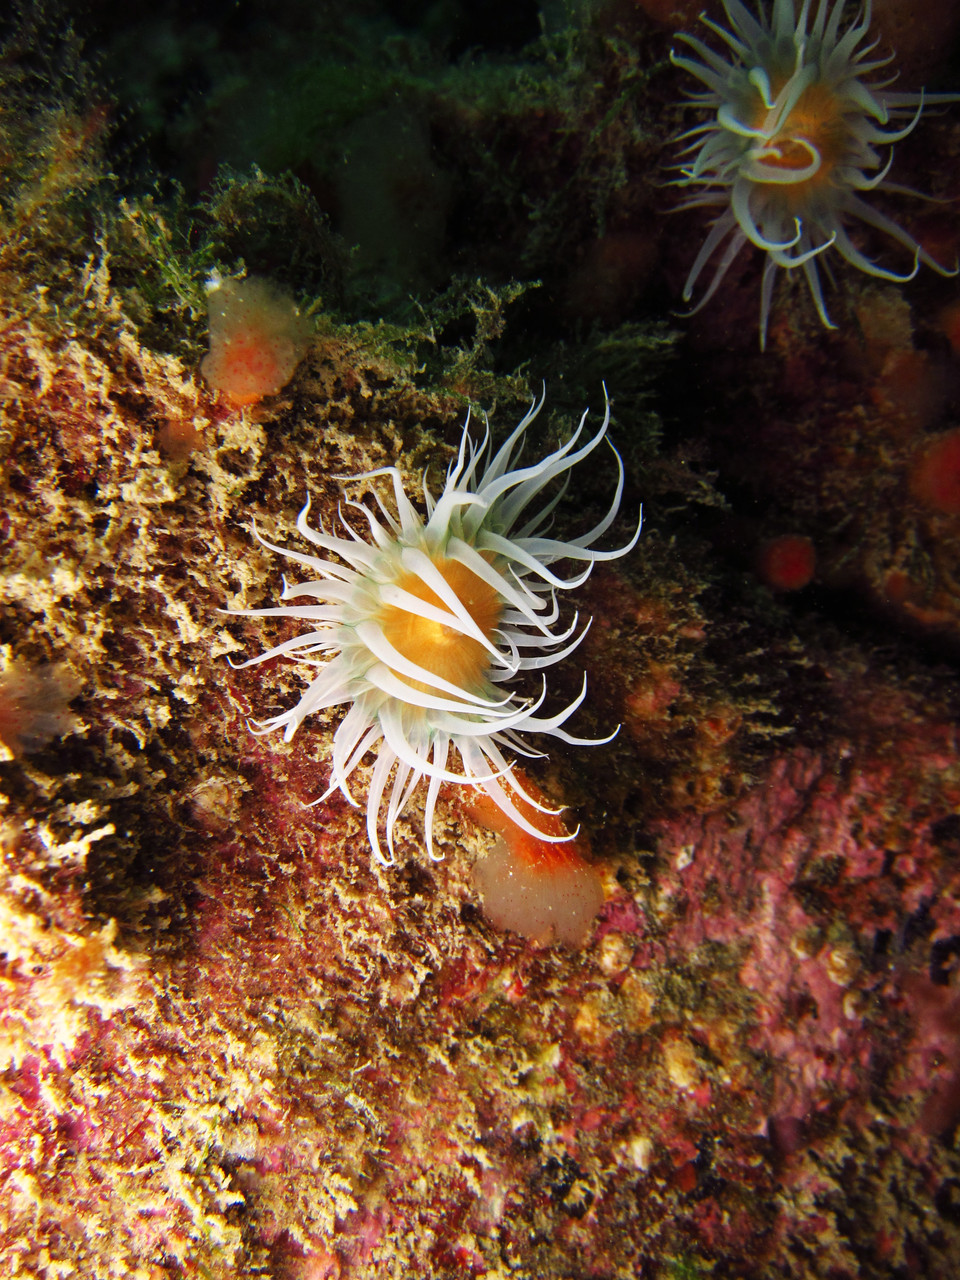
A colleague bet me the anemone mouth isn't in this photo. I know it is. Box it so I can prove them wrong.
[224,391,642,865]
[375,554,506,697]
[670,0,959,347]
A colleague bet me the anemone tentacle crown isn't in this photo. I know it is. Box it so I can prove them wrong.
[227,391,640,865]
[671,0,957,347]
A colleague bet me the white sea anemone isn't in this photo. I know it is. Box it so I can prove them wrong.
[227,391,640,865]
[671,0,957,347]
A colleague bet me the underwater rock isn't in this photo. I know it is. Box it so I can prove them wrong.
[1,6,959,1278]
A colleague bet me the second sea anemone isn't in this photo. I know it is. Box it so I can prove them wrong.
[227,391,640,864]
[671,0,957,346]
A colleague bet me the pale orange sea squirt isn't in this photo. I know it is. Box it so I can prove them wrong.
[467,771,605,947]
[201,274,311,406]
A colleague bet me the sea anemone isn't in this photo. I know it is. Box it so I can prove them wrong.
[670,0,957,346]
[227,391,640,865]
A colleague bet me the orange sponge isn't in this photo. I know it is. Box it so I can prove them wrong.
[757,534,816,591]
[910,429,960,515]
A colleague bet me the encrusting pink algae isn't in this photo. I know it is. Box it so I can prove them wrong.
[2,3,960,1279]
